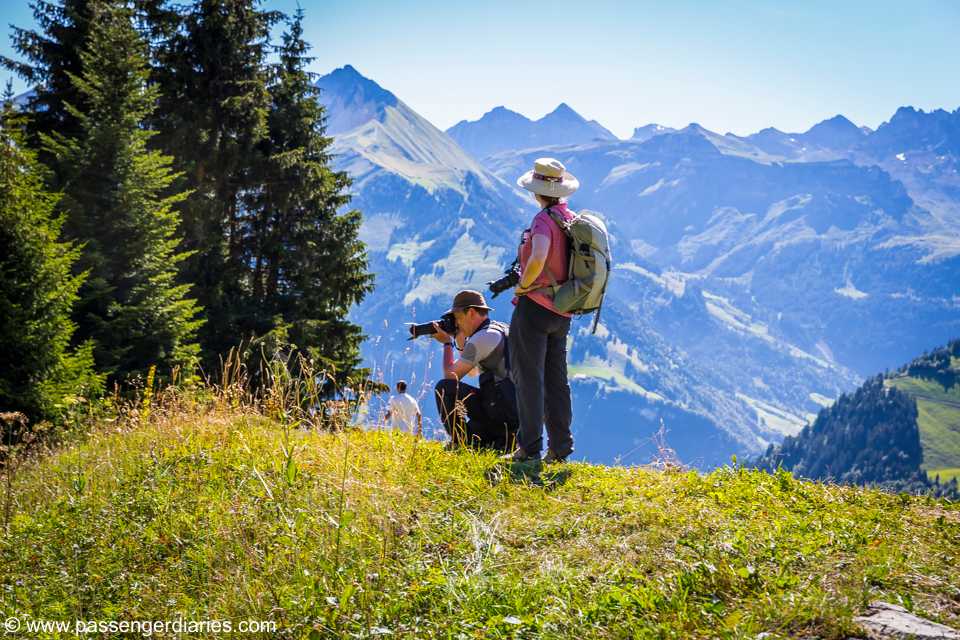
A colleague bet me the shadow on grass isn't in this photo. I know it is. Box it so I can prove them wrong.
[484,460,573,490]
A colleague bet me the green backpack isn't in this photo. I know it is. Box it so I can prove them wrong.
[541,207,612,334]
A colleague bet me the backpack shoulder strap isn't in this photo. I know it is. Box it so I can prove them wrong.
[540,206,572,290]
[545,207,575,238]
[487,320,511,373]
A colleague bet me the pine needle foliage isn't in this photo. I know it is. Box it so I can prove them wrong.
[42,4,202,383]
[0,101,103,422]
[251,7,373,386]
[0,0,100,157]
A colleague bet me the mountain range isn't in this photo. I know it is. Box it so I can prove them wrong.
[447,103,617,160]
[315,64,960,468]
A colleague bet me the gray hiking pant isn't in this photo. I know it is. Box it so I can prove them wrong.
[508,295,573,458]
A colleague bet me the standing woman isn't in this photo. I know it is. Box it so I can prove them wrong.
[508,157,579,463]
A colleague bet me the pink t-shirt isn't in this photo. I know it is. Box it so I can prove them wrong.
[513,203,574,317]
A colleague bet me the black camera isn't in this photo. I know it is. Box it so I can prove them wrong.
[487,259,520,298]
[407,312,457,340]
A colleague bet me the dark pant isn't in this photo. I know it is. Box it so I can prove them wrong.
[509,296,573,457]
[434,378,515,452]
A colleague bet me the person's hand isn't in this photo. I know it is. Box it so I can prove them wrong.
[514,283,535,296]
[431,322,453,344]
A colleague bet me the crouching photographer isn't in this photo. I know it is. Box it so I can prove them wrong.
[416,290,518,451]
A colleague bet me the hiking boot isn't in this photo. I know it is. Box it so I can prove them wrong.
[499,447,540,462]
[543,449,568,464]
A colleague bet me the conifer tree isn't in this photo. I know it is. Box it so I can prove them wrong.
[1,0,100,161]
[252,7,373,384]
[0,100,103,422]
[150,0,280,361]
[43,5,202,382]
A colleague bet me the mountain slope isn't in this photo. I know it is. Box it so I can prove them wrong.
[736,115,868,160]
[318,67,960,466]
[718,106,960,262]
[317,65,495,193]
[316,66,832,466]
[756,339,960,496]
[446,103,617,160]
[886,339,960,482]
[4,400,959,638]
[483,128,960,378]
[630,123,675,142]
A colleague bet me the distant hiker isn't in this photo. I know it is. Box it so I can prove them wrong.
[431,290,518,451]
[506,158,579,464]
[385,380,422,436]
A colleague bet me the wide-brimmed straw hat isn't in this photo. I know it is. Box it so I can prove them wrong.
[516,157,579,198]
[445,289,492,314]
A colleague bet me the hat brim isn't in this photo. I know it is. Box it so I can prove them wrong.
[446,303,493,314]
[517,170,579,198]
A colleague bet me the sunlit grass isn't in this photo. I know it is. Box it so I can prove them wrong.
[1,390,959,639]
[887,376,960,472]
[928,467,960,484]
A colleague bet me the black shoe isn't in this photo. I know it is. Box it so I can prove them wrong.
[543,449,568,464]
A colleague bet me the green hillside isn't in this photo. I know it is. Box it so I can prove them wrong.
[1,401,958,639]
[885,342,960,483]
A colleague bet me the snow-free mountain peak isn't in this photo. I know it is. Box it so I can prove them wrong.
[314,65,490,192]
[538,102,618,141]
[315,65,399,135]
[891,105,920,121]
[543,102,580,120]
[454,105,532,129]
[638,125,721,156]
[862,103,960,159]
[681,122,718,137]
[754,126,786,136]
[447,101,617,160]
[805,114,858,130]
[802,114,865,149]
[488,105,525,118]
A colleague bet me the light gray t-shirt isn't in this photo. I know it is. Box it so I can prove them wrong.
[460,324,508,381]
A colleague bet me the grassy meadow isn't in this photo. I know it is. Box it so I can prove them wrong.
[886,375,960,483]
[1,387,959,639]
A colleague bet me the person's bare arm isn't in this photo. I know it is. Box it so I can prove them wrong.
[444,350,475,380]
[433,323,475,380]
[516,233,551,293]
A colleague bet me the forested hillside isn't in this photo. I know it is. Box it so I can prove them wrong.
[755,339,960,497]
[887,338,960,483]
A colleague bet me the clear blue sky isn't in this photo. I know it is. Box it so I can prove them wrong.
[3,0,959,138]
